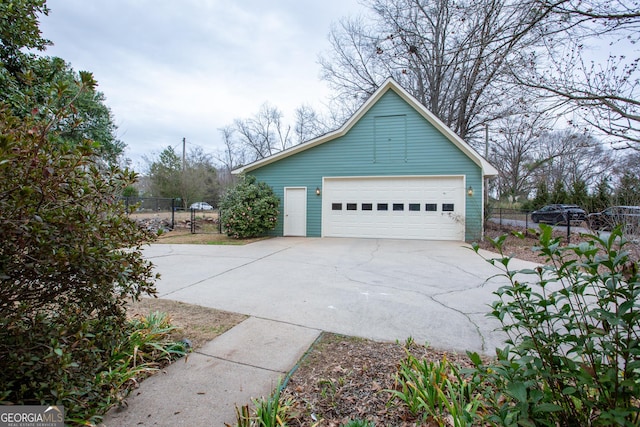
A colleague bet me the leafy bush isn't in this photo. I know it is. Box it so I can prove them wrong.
[387,227,639,426]
[0,309,188,425]
[471,225,640,426]
[0,73,158,422]
[219,175,280,239]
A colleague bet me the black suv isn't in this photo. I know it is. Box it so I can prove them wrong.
[587,206,640,231]
[531,204,587,225]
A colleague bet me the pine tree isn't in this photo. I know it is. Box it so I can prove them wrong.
[550,180,568,204]
[532,180,550,209]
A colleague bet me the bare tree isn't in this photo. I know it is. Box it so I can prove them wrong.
[293,104,330,143]
[514,0,640,148]
[490,112,554,200]
[530,130,616,190]
[232,103,293,161]
[215,125,246,187]
[538,0,640,30]
[319,0,558,142]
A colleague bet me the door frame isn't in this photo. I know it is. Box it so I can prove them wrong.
[283,187,307,236]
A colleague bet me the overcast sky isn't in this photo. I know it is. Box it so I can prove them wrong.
[39,1,366,170]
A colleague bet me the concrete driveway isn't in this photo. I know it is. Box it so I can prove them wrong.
[144,237,539,355]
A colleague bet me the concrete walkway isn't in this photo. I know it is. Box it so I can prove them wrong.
[102,317,321,426]
[101,237,539,426]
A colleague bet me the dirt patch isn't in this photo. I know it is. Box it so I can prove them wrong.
[475,222,550,264]
[477,221,640,263]
[127,298,247,349]
[281,334,475,426]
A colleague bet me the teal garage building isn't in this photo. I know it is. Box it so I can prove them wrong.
[233,78,497,242]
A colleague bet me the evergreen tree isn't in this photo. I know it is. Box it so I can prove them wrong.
[569,179,589,208]
[550,180,568,204]
[531,180,550,209]
[616,173,640,206]
[591,177,612,212]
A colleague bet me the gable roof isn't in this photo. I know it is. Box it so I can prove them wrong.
[233,78,498,176]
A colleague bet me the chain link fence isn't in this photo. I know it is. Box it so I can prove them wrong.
[122,197,176,232]
[121,197,223,235]
[188,208,221,234]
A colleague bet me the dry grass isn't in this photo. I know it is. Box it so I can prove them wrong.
[127,298,247,349]
[154,228,270,245]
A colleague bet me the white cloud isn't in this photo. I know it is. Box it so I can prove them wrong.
[39,0,365,168]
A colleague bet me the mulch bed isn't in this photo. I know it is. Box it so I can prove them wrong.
[281,333,475,426]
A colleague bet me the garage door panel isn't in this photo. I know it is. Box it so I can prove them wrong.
[323,177,464,240]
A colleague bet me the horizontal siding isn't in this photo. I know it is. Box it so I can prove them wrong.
[250,90,484,241]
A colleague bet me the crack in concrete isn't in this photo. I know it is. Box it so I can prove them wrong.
[159,246,292,298]
[334,259,495,353]
[191,350,286,374]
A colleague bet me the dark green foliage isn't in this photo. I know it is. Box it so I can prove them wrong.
[147,145,220,207]
[569,179,589,208]
[342,420,375,427]
[122,184,139,197]
[471,226,640,426]
[0,0,49,81]
[550,180,568,204]
[616,172,640,206]
[592,176,612,212]
[522,180,550,211]
[0,73,159,421]
[219,175,280,239]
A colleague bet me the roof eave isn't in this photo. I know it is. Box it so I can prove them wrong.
[233,77,499,177]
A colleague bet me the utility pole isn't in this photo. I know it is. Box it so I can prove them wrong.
[485,124,489,158]
[182,137,186,171]
[484,124,490,240]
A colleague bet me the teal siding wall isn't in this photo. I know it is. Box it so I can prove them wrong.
[249,90,484,241]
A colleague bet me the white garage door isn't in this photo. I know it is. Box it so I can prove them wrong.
[322,176,465,240]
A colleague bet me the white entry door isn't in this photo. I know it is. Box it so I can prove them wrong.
[284,187,307,236]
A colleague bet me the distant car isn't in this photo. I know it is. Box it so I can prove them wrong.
[531,204,587,225]
[587,206,640,231]
[189,202,214,210]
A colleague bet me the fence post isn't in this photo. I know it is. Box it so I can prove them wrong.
[170,198,175,230]
[190,208,196,234]
[525,211,529,237]
[499,207,503,227]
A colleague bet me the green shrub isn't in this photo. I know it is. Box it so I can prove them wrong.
[94,311,188,413]
[219,175,280,239]
[0,309,187,425]
[0,74,158,423]
[471,225,640,426]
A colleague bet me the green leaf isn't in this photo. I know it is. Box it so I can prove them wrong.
[467,351,482,366]
[506,381,527,403]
